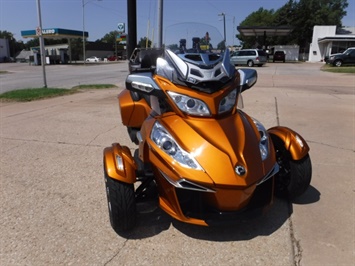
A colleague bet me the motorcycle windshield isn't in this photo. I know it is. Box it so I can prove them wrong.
[164,22,225,54]
[157,22,234,90]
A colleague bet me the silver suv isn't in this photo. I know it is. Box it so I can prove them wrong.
[230,49,267,67]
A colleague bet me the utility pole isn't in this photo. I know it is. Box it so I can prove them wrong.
[127,0,137,58]
[218,12,226,45]
[157,0,163,48]
[36,0,47,88]
[82,0,102,65]
[233,16,235,46]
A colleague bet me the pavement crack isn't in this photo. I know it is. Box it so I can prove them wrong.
[1,137,103,149]
[86,125,118,146]
[307,139,354,152]
[104,238,129,266]
[287,202,303,266]
[274,97,280,126]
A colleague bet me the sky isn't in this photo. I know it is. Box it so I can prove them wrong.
[1,0,355,46]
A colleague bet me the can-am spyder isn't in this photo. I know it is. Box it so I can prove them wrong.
[103,23,312,233]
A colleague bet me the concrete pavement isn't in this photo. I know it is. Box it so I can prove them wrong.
[1,62,354,265]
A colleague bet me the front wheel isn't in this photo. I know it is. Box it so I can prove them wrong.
[273,138,312,200]
[334,60,342,67]
[104,172,137,233]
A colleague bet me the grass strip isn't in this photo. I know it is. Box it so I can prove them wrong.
[321,64,355,73]
[0,84,117,102]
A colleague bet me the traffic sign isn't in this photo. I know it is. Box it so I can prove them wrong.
[36,27,42,36]
[117,23,125,33]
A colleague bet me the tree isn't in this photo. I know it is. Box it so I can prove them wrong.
[99,31,118,44]
[138,37,152,48]
[288,0,348,48]
[237,0,349,49]
[24,38,40,49]
[237,8,276,48]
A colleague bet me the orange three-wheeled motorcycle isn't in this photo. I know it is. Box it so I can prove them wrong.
[103,23,312,233]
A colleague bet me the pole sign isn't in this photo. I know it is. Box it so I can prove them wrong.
[116,34,126,42]
[117,23,125,33]
[36,26,42,36]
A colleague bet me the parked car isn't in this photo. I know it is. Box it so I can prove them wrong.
[107,55,117,61]
[327,47,355,67]
[86,56,100,62]
[230,49,267,67]
[273,51,286,63]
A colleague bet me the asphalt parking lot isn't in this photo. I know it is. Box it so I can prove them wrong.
[1,62,354,265]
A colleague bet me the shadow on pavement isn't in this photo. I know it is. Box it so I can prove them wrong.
[291,185,321,205]
[114,184,320,240]
[117,198,292,241]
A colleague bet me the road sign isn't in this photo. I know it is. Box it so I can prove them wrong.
[36,27,42,36]
[116,34,126,42]
[117,23,125,33]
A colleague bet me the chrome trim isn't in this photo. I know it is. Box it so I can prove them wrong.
[257,163,279,186]
[126,72,161,91]
[235,165,246,176]
[159,169,215,193]
[136,131,143,144]
[115,154,124,171]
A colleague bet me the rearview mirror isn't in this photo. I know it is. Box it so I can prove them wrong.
[238,69,257,92]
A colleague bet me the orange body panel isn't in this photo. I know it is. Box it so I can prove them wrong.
[138,111,275,217]
[268,126,310,160]
[118,89,151,128]
[103,143,137,184]
[154,75,240,117]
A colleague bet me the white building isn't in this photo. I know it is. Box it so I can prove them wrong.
[308,25,355,62]
[271,45,300,61]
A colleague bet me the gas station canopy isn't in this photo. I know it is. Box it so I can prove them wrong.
[237,26,294,37]
[21,28,88,39]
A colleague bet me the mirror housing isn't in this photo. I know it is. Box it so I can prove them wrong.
[238,68,258,92]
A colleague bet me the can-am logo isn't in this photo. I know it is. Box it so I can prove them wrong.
[42,29,55,35]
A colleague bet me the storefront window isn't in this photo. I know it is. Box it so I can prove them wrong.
[331,41,355,54]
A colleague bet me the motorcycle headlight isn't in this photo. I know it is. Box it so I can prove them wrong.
[150,121,203,170]
[218,89,237,114]
[167,91,211,116]
[252,118,269,161]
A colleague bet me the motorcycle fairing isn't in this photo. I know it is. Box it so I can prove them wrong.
[118,89,151,128]
[154,75,241,117]
[137,110,277,220]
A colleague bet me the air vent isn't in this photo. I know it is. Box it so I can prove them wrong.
[209,54,220,61]
[190,68,203,77]
[214,68,221,77]
[185,54,202,61]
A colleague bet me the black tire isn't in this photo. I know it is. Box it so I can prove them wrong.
[104,172,136,233]
[247,60,254,67]
[334,60,342,67]
[272,137,312,200]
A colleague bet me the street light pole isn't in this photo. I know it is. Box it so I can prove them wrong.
[36,0,47,88]
[157,0,163,48]
[218,12,226,45]
[82,0,102,65]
